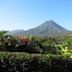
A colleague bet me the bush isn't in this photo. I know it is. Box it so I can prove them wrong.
[0,52,71,72]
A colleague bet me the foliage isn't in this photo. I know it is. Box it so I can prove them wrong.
[0,34,72,71]
[0,35,72,55]
[0,35,18,51]
[0,31,7,37]
[0,52,71,72]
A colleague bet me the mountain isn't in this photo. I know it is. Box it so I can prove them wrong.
[4,30,25,36]
[24,20,70,37]
[4,20,70,37]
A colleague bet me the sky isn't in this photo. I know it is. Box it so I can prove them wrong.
[0,0,72,31]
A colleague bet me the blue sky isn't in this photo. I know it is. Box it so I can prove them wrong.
[0,0,72,31]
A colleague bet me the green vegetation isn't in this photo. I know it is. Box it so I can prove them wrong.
[0,51,72,72]
[0,35,72,54]
[0,35,72,71]
[0,31,7,37]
